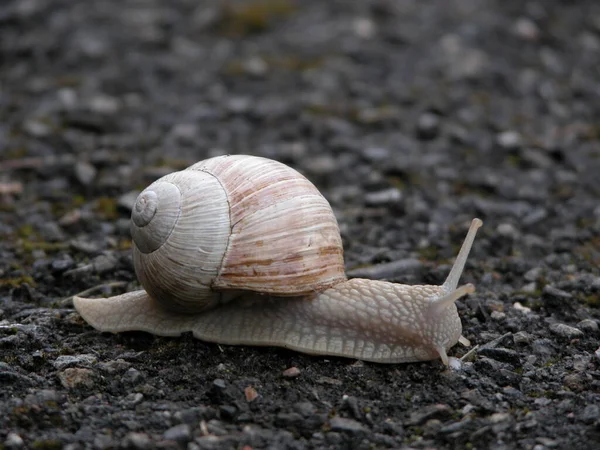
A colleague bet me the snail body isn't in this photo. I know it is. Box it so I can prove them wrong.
[74,155,482,365]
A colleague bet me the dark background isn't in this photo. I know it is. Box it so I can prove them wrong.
[1,1,599,449]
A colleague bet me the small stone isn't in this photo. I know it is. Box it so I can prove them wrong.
[513,331,532,345]
[447,357,463,371]
[329,417,367,434]
[93,434,114,450]
[88,94,121,114]
[353,17,376,39]
[123,368,144,385]
[58,368,95,389]
[316,376,342,386]
[496,131,522,150]
[524,267,543,282]
[477,348,520,365]
[226,97,251,114]
[98,359,131,374]
[92,252,119,274]
[489,412,511,424]
[163,424,191,442]
[363,147,390,162]
[563,373,589,392]
[209,378,237,403]
[53,354,97,370]
[123,432,152,449]
[342,395,361,420]
[577,319,598,333]
[364,187,402,206]
[282,366,301,378]
[531,339,556,357]
[513,301,532,313]
[244,386,258,402]
[408,404,452,426]
[74,161,97,186]
[549,323,584,339]
[244,57,268,76]
[294,402,316,417]
[542,285,572,300]
[496,223,519,238]
[520,283,538,294]
[124,393,144,406]
[581,404,600,424]
[24,389,64,406]
[416,112,440,140]
[51,256,75,273]
[423,419,442,437]
[23,118,52,137]
[490,311,506,320]
[4,432,24,449]
[304,155,338,176]
[170,123,199,142]
[513,17,540,41]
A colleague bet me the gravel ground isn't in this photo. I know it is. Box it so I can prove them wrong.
[1,0,600,449]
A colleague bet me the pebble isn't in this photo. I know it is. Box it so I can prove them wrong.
[542,285,572,300]
[524,267,543,282]
[88,94,121,114]
[123,432,152,449]
[98,359,131,374]
[513,331,533,345]
[244,386,258,402]
[74,161,97,186]
[513,17,540,41]
[329,417,367,434]
[362,147,390,162]
[163,424,191,442]
[490,311,506,320]
[496,222,519,238]
[293,402,317,417]
[447,357,463,371]
[51,255,75,273]
[282,366,301,378]
[549,323,584,339]
[576,319,598,333]
[23,118,52,137]
[531,339,556,357]
[90,252,119,274]
[408,404,452,426]
[416,112,441,140]
[562,373,588,392]
[4,432,24,449]
[209,378,238,403]
[58,368,95,389]
[496,131,522,150]
[123,368,145,385]
[53,354,97,370]
[477,348,520,365]
[364,187,402,206]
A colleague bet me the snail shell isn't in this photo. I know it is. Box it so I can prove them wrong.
[131,155,346,313]
[74,155,482,365]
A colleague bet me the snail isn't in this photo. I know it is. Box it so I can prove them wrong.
[74,154,482,365]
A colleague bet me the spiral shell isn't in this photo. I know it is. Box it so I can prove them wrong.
[130,155,346,313]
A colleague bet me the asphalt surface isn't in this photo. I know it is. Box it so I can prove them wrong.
[1,1,600,449]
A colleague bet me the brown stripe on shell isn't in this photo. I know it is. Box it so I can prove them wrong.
[190,155,346,296]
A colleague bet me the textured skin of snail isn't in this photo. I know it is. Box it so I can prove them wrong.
[73,155,482,365]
